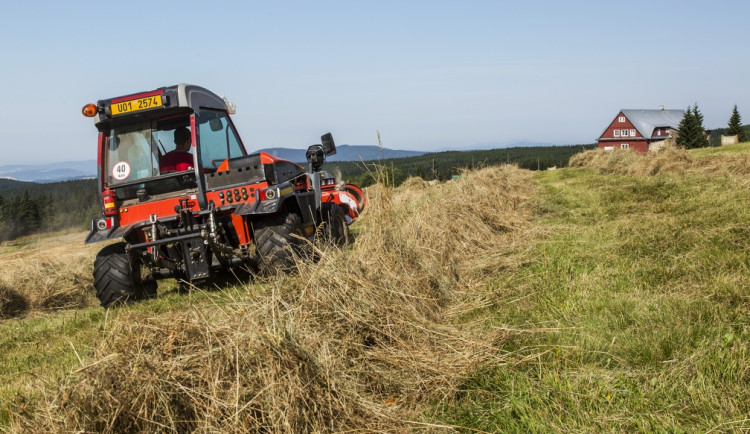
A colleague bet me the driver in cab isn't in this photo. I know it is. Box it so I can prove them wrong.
[160,127,193,172]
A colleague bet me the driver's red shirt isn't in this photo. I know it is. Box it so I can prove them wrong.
[160,151,193,172]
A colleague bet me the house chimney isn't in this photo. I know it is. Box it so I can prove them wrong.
[659,105,664,110]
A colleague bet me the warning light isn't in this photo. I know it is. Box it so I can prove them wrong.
[82,103,97,117]
[96,217,114,231]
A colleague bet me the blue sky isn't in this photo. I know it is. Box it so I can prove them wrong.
[1,0,748,165]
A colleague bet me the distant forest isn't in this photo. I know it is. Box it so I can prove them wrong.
[0,179,99,242]
[327,144,597,187]
[0,145,594,242]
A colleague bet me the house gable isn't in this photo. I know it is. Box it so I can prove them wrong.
[598,111,644,141]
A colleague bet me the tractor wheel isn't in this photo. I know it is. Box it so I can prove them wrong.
[254,212,309,274]
[317,203,350,247]
[93,242,157,308]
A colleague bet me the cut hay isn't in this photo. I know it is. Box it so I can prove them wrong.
[569,147,641,174]
[569,144,750,178]
[0,232,99,314]
[23,165,536,432]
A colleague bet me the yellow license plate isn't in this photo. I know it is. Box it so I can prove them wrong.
[111,95,163,116]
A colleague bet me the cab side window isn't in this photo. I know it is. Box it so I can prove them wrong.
[198,109,245,168]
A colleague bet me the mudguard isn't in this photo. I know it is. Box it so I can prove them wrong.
[233,188,316,227]
[85,221,144,244]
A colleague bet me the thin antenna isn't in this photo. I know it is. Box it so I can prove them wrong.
[376,130,384,161]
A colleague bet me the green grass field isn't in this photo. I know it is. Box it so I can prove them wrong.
[433,144,750,431]
[1,144,749,431]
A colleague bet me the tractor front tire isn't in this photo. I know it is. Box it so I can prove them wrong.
[318,203,350,247]
[254,212,308,274]
[93,243,156,308]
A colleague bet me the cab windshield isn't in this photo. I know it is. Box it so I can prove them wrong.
[104,110,245,186]
[104,110,247,201]
[105,118,193,186]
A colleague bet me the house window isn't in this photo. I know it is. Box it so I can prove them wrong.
[630,129,636,137]
[621,130,629,137]
[618,116,625,123]
[621,144,629,150]
[614,130,620,137]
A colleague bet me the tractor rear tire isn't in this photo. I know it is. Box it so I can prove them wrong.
[93,242,156,308]
[254,212,309,274]
[318,203,350,247]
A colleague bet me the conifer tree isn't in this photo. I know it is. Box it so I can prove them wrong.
[0,195,5,241]
[16,191,42,236]
[692,103,709,148]
[677,103,709,149]
[727,105,748,142]
[676,106,695,148]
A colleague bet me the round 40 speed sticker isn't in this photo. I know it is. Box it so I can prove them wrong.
[112,161,131,181]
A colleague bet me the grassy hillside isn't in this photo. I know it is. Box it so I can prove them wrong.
[2,143,750,431]
[434,143,750,431]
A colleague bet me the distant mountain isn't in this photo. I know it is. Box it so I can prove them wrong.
[0,160,97,183]
[257,145,425,163]
[0,146,425,183]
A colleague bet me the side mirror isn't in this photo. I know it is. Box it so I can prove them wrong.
[209,118,223,132]
[321,132,336,157]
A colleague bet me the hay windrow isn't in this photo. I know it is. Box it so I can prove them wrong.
[569,143,750,178]
[21,165,536,432]
[0,232,99,314]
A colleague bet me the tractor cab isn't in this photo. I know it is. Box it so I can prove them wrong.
[85,85,246,209]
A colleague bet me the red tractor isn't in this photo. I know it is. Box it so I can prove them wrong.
[82,84,365,307]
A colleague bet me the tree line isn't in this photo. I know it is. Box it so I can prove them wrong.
[679,103,748,148]
[0,179,99,242]
[327,144,597,187]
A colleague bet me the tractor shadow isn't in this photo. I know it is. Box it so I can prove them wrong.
[0,285,30,319]
[174,266,257,295]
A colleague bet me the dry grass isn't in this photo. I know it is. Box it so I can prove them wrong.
[569,142,750,179]
[0,231,99,317]
[16,165,536,432]
[568,146,642,174]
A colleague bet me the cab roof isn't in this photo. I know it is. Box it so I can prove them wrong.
[93,84,231,126]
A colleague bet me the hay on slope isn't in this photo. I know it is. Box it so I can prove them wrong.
[569,147,640,174]
[27,165,536,432]
[569,144,750,178]
[0,232,98,314]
